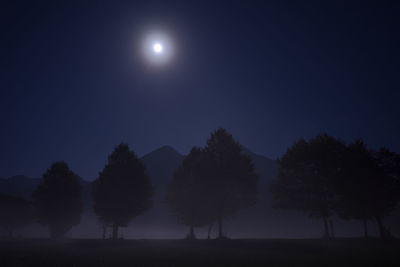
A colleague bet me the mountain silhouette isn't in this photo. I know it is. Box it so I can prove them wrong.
[141,145,185,187]
[1,146,398,238]
[242,148,277,187]
[0,175,41,200]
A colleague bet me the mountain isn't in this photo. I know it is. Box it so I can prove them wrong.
[0,175,41,200]
[2,146,398,239]
[0,146,279,238]
[141,145,185,187]
[242,148,277,188]
[117,146,185,238]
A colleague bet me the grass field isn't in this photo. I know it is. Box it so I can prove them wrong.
[0,238,399,266]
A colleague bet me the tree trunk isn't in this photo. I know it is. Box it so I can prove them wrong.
[376,216,386,240]
[207,223,214,240]
[218,215,223,239]
[329,219,335,239]
[187,224,195,239]
[50,225,64,239]
[102,225,107,240]
[112,224,119,240]
[322,216,330,239]
[363,218,368,239]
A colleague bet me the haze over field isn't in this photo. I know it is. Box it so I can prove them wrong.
[1,1,399,266]
[1,145,399,239]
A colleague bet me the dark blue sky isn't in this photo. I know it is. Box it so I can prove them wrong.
[1,0,399,179]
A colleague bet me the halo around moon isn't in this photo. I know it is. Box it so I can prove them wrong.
[142,32,173,66]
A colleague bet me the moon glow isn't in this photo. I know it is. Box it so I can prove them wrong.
[142,32,173,66]
[153,43,163,53]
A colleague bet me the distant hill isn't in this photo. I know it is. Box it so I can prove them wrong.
[133,145,281,238]
[0,146,281,238]
[0,146,276,202]
[2,146,396,239]
[141,145,185,188]
[0,175,41,200]
[242,148,277,188]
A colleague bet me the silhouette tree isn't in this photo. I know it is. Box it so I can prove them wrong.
[270,134,347,239]
[371,147,400,239]
[0,193,33,237]
[203,128,259,239]
[92,143,153,240]
[101,223,109,240]
[334,140,379,238]
[335,143,400,240]
[32,162,83,238]
[166,147,215,239]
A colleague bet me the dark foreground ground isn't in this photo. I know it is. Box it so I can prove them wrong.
[0,238,399,266]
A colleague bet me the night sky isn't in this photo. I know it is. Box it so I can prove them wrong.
[1,1,399,179]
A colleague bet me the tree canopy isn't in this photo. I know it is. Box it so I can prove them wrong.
[271,134,400,240]
[333,140,381,238]
[92,143,153,239]
[335,142,400,239]
[166,129,259,239]
[370,147,400,239]
[166,147,216,238]
[204,128,259,238]
[32,162,82,238]
[270,134,347,238]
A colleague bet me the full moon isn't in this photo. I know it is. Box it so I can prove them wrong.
[153,43,163,53]
[141,31,174,66]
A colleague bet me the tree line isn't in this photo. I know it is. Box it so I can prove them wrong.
[271,135,400,240]
[0,129,399,240]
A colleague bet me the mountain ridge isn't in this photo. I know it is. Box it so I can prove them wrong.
[0,145,277,201]
[1,146,398,239]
